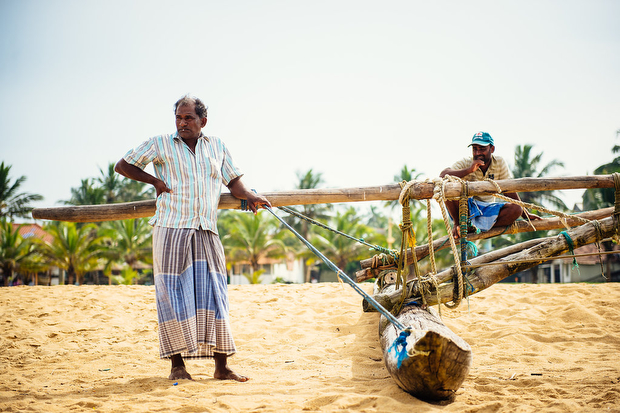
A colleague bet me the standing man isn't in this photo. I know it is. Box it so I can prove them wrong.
[440,131,540,238]
[115,95,270,382]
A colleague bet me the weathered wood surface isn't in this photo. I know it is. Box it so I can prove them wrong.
[31,175,615,222]
[364,216,617,313]
[355,206,613,282]
[378,285,472,400]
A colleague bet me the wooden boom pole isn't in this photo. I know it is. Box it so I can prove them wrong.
[32,175,616,222]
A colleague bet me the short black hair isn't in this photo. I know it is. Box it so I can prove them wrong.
[174,94,208,118]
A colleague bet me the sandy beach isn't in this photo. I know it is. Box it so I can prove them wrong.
[1,282,619,412]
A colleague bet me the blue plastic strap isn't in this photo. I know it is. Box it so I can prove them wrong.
[388,330,411,368]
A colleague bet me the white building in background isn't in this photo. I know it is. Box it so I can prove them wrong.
[506,243,620,283]
[229,257,305,285]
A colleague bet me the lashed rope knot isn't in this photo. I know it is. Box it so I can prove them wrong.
[393,181,423,314]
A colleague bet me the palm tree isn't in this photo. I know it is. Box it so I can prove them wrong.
[97,163,125,204]
[222,211,289,280]
[36,221,104,285]
[512,144,567,211]
[386,164,424,211]
[64,179,106,206]
[0,162,43,220]
[583,130,620,210]
[117,178,155,202]
[66,162,155,206]
[286,169,332,237]
[311,207,377,276]
[0,219,37,286]
[99,218,153,284]
[508,145,567,283]
[285,169,333,282]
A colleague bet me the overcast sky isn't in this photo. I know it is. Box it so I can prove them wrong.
[1,0,619,218]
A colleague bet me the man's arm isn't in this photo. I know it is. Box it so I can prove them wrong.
[114,159,172,197]
[440,159,485,179]
[227,176,271,214]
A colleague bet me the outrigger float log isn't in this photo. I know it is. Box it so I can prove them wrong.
[31,175,620,401]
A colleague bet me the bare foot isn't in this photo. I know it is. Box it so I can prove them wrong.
[214,368,249,382]
[169,366,193,380]
[451,226,461,239]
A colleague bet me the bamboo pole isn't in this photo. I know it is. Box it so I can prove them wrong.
[31,175,615,222]
[355,207,614,282]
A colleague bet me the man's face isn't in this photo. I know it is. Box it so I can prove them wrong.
[471,144,494,166]
[176,103,207,140]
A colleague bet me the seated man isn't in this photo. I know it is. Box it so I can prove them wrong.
[439,131,540,238]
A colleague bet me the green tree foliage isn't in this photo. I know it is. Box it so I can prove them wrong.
[221,211,289,277]
[111,266,141,285]
[242,269,265,285]
[99,218,153,284]
[36,221,104,285]
[284,169,333,281]
[286,169,332,239]
[386,164,423,211]
[494,145,568,266]
[64,162,154,205]
[511,144,567,211]
[582,130,620,210]
[0,219,38,286]
[0,162,43,220]
[311,207,376,276]
[97,163,126,204]
[64,179,106,206]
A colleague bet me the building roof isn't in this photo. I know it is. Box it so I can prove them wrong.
[15,223,54,244]
[573,242,620,265]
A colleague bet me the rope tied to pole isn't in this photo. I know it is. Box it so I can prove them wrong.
[394,181,424,313]
[612,172,620,243]
[592,220,609,281]
[435,176,471,309]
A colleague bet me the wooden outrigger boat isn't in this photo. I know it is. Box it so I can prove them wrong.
[32,174,619,401]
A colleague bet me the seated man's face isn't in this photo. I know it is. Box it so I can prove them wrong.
[472,144,494,166]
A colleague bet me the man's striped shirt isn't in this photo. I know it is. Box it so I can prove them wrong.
[123,133,242,233]
[450,155,511,202]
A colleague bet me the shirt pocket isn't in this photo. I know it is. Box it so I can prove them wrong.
[198,156,222,181]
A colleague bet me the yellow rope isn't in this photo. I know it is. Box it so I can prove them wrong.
[612,172,620,243]
[393,181,423,314]
[432,176,467,309]
[425,198,442,316]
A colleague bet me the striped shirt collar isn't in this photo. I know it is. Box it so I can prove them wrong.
[172,131,210,142]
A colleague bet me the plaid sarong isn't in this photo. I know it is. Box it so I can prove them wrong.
[153,227,236,359]
[468,198,505,232]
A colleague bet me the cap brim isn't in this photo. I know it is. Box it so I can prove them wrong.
[468,140,492,147]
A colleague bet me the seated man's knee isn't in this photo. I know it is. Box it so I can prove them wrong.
[495,203,522,227]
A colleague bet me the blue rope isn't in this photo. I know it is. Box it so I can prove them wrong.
[262,204,407,332]
[560,231,580,271]
[466,240,478,258]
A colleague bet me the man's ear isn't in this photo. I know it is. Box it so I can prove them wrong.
[201,117,207,128]
[490,145,495,153]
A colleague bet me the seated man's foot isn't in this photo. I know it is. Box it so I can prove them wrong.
[214,367,249,382]
[169,366,193,380]
[451,226,460,239]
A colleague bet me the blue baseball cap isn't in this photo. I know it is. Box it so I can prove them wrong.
[469,131,494,147]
